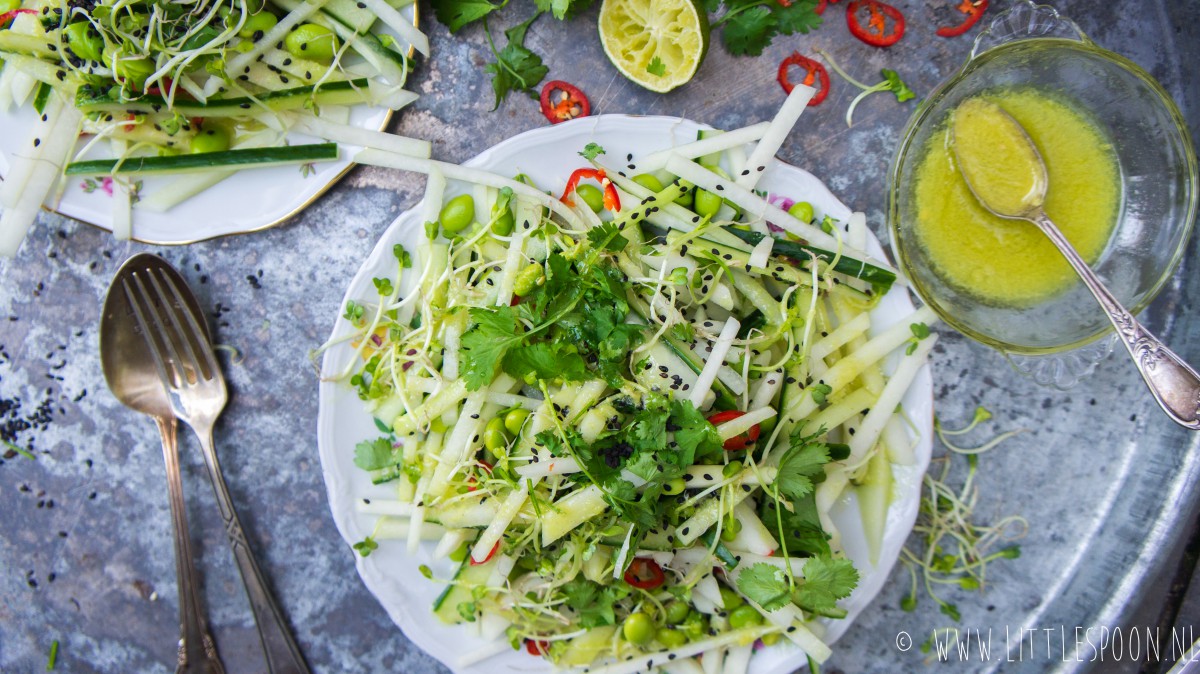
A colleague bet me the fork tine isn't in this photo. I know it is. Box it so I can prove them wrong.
[155,267,220,382]
[123,276,178,390]
[143,268,206,384]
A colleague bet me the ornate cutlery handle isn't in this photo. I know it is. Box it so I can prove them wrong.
[1032,212,1200,429]
[196,428,312,674]
[155,417,225,674]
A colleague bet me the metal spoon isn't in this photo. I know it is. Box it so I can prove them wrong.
[951,99,1200,430]
[100,254,225,674]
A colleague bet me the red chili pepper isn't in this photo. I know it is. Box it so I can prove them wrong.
[470,541,500,565]
[0,8,35,27]
[936,0,988,37]
[560,167,620,212]
[539,80,590,125]
[777,52,830,106]
[623,557,666,590]
[706,410,762,451]
[846,0,905,47]
[525,639,550,656]
[814,0,840,15]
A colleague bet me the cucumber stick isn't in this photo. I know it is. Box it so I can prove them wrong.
[64,144,337,176]
[75,79,375,117]
[432,555,498,624]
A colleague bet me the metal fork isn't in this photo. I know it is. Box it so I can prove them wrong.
[125,265,312,674]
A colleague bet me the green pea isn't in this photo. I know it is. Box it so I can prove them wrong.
[622,612,655,645]
[661,477,686,496]
[575,184,604,213]
[761,632,781,646]
[729,604,763,629]
[285,23,337,63]
[238,10,278,39]
[63,21,103,62]
[664,600,690,625]
[675,187,695,208]
[656,627,687,649]
[190,125,231,154]
[483,417,510,453]
[632,173,664,193]
[719,587,744,610]
[722,461,743,478]
[694,189,722,219]
[503,408,530,436]
[439,194,475,234]
[513,263,545,296]
[787,200,814,224]
[492,204,515,236]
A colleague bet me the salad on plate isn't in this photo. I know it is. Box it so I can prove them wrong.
[319,85,937,673]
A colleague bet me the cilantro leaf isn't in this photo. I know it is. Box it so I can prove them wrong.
[670,399,722,463]
[579,142,606,161]
[776,438,830,501]
[882,69,915,102]
[736,563,791,610]
[793,556,858,612]
[771,0,822,36]
[459,306,523,389]
[431,0,506,32]
[760,489,831,558]
[560,578,621,627]
[483,16,549,109]
[586,222,629,252]
[354,438,397,471]
[534,0,596,19]
[646,56,666,77]
[502,341,592,383]
[721,6,776,57]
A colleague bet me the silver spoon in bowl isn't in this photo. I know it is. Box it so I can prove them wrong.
[951,98,1200,430]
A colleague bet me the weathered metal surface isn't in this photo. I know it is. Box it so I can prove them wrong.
[1,1,1197,672]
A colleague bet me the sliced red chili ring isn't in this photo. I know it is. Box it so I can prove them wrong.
[623,557,666,590]
[470,541,500,565]
[706,410,762,451]
[560,167,621,211]
[0,8,36,27]
[846,0,905,47]
[777,52,830,106]
[539,80,591,125]
[936,0,988,37]
[814,0,840,15]
[525,639,550,656]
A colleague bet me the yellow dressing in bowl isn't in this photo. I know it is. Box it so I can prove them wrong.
[912,88,1121,306]
[951,97,1047,216]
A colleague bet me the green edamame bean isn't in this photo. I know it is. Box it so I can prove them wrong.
[661,477,686,496]
[722,461,743,478]
[575,184,604,213]
[492,204,515,236]
[664,600,690,625]
[729,604,763,629]
[675,187,695,208]
[503,408,530,436]
[622,612,655,645]
[63,22,103,62]
[694,189,722,218]
[285,23,337,63]
[513,263,545,296]
[483,417,510,453]
[106,48,155,89]
[238,10,278,39]
[632,173,664,193]
[788,200,814,224]
[719,587,744,610]
[439,194,475,234]
[656,627,687,649]
[190,125,231,154]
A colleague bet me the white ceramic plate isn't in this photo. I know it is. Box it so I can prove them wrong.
[317,115,934,673]
[0,7,414,245]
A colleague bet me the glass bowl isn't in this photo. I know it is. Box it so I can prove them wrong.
[888,1,1198,385]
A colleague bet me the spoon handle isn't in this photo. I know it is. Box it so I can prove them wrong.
[194,426,312,674]
[1031,212,1200,429]
[154,417,226,674]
